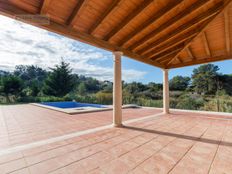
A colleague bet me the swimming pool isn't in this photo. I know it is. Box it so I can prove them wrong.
[41,101,106,109]
[32,101,138,115]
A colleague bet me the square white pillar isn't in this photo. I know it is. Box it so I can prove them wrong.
[113,51,123,127]
[163,69,170,114]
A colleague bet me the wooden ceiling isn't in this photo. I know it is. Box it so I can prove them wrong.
[0,0,232,69]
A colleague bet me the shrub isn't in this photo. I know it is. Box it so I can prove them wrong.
[95,92,112,105]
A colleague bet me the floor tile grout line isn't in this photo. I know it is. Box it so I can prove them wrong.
[127,119,208,173]
[167,125,210,174]
[47,115,187,174]
[207,120,230,174]
[42,116,183,173]
[8,132,124,174]
[0,113,164,157]
[0,114,172,167]
[45,117,176,173]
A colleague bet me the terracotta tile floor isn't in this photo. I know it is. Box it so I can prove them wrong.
[0,104,162,149]
[0,105,232,174]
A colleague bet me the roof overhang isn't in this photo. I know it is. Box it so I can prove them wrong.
[0,0,232,69]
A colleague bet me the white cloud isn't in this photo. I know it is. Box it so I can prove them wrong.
[0,15,146,82]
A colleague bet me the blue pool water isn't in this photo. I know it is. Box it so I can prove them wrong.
[41,101,106,109]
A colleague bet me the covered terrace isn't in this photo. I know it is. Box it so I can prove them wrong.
[0,0,232,173]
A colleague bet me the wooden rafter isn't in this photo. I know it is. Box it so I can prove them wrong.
[186,47,195,60]
[143,31,197,59]
[171,0,232,66]
[66,0,85,26]
[224,7,231,54]
[117,0,183,46]
[159,50,181,64]
[128,0,211,51]
[40,0,52,14]
[152,48,182,62]
[0,1,163,69]
[149,43,185,61]
[88,0,121,34]
[104,0,153,41]
[202,31,212,57]
[168,54,232,68]
[167,56,183,66]
[138,6,220,55]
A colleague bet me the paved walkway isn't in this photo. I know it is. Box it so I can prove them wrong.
[0,104,162,149]
[0,105,232,174]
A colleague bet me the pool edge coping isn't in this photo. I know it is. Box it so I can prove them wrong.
[31,103,142,114]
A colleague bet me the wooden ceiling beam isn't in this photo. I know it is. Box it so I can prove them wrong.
[40,0,52,14]
[0,1,164,69]
[128,0,211,51]
[202,31,212,57]
[167,56,183,67]
[117,0,183,46]
[104,0,153,41]
[224,7,231,54]
[138,7,219,56]
[88,0,122,34]
[151,48,182,62]
[168,54,232,69]
[66,0,85,26]
[144,31,197,59]
[159,51,181,64]
[170,0,232,66]
[149,43,185,61]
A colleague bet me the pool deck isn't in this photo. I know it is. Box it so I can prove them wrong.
[0,104,162,149]
[0,104,232,174]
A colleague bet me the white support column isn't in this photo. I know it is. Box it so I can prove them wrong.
[113,51,123,127]
[163,69,170,114]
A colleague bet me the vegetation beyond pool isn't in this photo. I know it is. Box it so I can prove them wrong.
[0,61,232,113]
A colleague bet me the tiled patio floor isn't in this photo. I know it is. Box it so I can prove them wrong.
[0,105,232,174]
[0,104,162,149]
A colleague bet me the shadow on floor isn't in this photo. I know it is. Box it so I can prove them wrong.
[123,125,232,147]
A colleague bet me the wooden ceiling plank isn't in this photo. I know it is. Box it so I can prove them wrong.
[117,0,183,46]
[0,1,164,69]
[104,0,153,41]
[129,0,211,51]
[170,0,232,67]
[167,56,182,66]
[159,52,180,64]
[186,47,195,60]
[88,0,122,34]
[66,0,85,26]
[224,7,231,54]
[202,31,212,57]
[177,56,183,63]
[144,32,197,59]
[152,48,182,62]
[138,7,219,55]
[148,43,185,61]
[168,54,232,68]
[40,0,52,14]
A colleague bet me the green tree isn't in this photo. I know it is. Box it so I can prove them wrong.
[217,74,232,95]
[30,80,40,97]
[78,82,87,96]
[43,61,74,97]
[192,64,219,94]
[1,75,23,102]
[169,76,190,91]
[14,65,47,86]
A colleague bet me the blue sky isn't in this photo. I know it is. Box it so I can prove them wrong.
[0,15,231,83]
